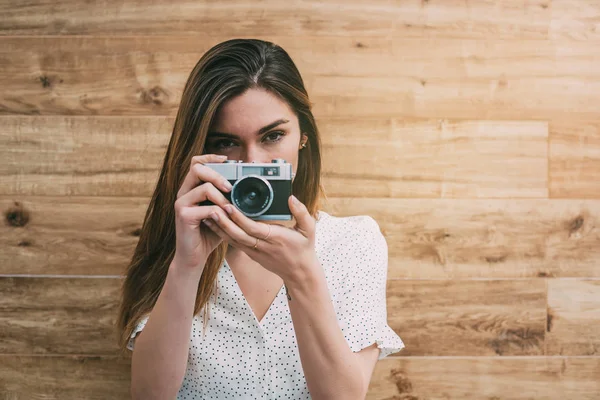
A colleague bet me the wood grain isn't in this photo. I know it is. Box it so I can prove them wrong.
[0,0,553,39]
[367,356,600,399]
[385,279,546,356]
[3,35,599,81]
[3,196,599,279]
[0,116,168,196]
[319,118,548,199]
[550,119,600,198]
[0,277,122,355]
[0,116,548,198]
[546,279,600,356]
[3,355,598,400]
[0,277,552,357]
[324,198,600,279]
[0,355,131,399]
[1,196,147,276]
[308,75,600,120]
[1,36,599,118]
[549,0,600,40]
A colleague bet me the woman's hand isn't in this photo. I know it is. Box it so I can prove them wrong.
[172,154,233,270]
[201,195,319,283]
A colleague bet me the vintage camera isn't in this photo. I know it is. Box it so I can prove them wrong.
[199,159,293,220]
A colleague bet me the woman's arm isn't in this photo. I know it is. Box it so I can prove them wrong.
[130,259,205,400]
[285,262,369,400]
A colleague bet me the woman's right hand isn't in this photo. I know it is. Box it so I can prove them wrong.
[173,154,233,270]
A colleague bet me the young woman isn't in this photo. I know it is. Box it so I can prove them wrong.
[117,38,405,399]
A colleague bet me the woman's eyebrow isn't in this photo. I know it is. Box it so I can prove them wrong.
[207,118,289,138]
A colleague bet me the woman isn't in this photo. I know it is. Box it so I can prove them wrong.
[117,38,405,399]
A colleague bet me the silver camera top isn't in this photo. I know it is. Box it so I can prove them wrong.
[224,158,287,164]
[205,159,293,180]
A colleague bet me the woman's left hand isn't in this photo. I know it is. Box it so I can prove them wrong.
[201,195,319,283]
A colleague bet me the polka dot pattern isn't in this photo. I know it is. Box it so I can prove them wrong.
[128,210,405,398]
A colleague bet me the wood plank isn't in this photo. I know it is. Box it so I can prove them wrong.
[1,37,599,118]
[3,196,600,278]
[0,116,168,196]
[320,118,548,199]
[11,36,598,80]
[0,355,131,399]
[547,279,600,356]
[550,120,600,198]
[367,357,600,399]
[0,0,551,39]
[0,277,122,354]
[324,198,600,279]
[4,356,599,400]
[384,279,546,356]
[0,277,548,357]
[550,0,600,40]
[0,116,548,198]
[1,196,147,276]
[308,75,600,120]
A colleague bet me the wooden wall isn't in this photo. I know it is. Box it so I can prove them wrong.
[1,0,600,398]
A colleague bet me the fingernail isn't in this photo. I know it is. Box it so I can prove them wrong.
[223,180,233,191]
[224,205,234,214]
[204,219,213,226]
[291,195,299,205]
[210,212,219,222]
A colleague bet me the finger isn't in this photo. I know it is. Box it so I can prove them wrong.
[289,195,314,237]
[208,209,256,248]
[177,155,230,199]
[222,204,272,241]
[202,219,229,241]
[176,204,223,226]
[176,182,230,209]
[178,159,231,199]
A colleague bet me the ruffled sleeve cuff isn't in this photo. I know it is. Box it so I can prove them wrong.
[346,323,406,360]
[126,315,149,351]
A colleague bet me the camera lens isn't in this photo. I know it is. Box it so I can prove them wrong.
[231,176,273,217]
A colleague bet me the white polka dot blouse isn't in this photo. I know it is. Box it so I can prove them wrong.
[128,210,405,399]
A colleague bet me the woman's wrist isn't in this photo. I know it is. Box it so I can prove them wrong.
[283,256,323,292]
[170,256,206,281]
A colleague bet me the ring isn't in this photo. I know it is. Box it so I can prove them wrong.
[262,225,272,240]
[253,238,260,250]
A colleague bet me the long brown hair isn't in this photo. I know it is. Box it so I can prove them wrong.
[116,39,325,353]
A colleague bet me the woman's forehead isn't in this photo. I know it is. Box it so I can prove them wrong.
[210,88,297,136]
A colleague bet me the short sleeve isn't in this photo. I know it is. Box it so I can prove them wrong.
[127,314,150,351]
[336,216,405,360]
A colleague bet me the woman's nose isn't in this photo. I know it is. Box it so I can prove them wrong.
[240,146,268,164]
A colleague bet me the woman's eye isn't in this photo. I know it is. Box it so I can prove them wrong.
[206,132,284,150]
[209,139,237,149]
[263,131,284,143]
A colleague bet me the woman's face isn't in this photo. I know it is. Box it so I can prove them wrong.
[205,87,307,176]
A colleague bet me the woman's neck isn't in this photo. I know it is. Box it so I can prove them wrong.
[225,244,252,266]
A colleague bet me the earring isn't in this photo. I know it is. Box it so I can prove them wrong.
[301,143,307,148]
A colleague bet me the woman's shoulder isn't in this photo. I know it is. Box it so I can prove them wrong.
[316,210,384,244]
[315,211,388,277]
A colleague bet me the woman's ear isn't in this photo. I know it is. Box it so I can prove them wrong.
[299,133,308,150]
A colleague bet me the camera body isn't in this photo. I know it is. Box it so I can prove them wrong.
[199,159,293,221]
